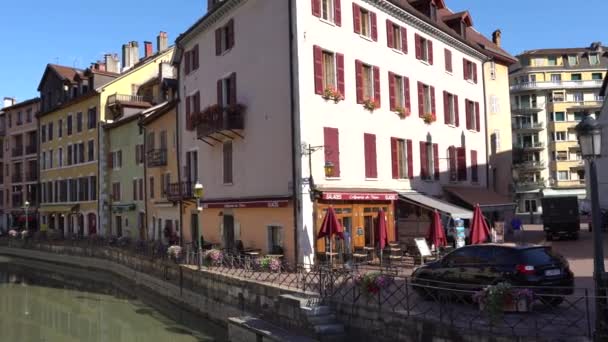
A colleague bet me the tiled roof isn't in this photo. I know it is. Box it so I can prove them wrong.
[1,97,40,112]
[48,64,83,82]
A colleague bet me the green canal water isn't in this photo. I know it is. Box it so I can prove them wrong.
[0,260,228,342]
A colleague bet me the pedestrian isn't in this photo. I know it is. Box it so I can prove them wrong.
[343,229,352,268]
[511,217,524,244]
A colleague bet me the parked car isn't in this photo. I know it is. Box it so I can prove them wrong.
[411,243,574,306]
[541,196,580,240]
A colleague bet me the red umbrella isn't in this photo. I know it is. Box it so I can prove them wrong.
[470,204,490,245]
[317,207,343,264]
[427,210,447,249]
[376,209,389,250]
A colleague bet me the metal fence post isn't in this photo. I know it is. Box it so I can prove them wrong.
[585,288,592,339]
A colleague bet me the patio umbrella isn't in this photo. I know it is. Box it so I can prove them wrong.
[317,207,343,265]
[426,210,447,250]
[470,204,490,245]
[376,209,389,264]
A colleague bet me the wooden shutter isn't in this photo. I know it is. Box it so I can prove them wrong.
[352,3,361,34]
[433,143,439,180]
[388,72,396,110]
[406,140,413,179]
[454,95,459,126]
[107,152,113,169]
[419,141,427,179]
[445,49,452,72]
[215,29,222,56]
[457,147,467,181]
[229,73,237,105]
[355,60,363,103]
[227,20,235,50]
[133,179,137,201]
[417,82,424,117]
[135,145,139,164]
[475,102,481,132]
[471,150,478,182]
[414,34,421,60]
[473,63,478,83]
[404,77,411,111]
[313,45,323,95]
[336,53,345,98]
[386,20,394,49]
[185,95,192,130]
[139,179,144,200]
[334,0,342,26]
[185,51,191,74]
[430,86,436,115]
[323,127,340,177]
[194,91,201,114]
[463,59,468,80]
[364,133,377,178]
[373,66,380,106]
[193,44,200,69]
[391,137,398,179]
[370,11,378,41]
[465,100,471,129]
[217,79,223,105]
[443,91,449,124]
[311,0,321,17]
[448,146,456,181]
[428,40,434,65]
[401,27,408,53]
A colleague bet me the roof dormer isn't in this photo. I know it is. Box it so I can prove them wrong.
[409,0,446,22]
[443,11,473,38]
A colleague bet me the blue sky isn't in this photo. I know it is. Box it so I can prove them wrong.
[1,0,607,103]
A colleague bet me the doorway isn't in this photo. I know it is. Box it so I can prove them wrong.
[223,215,235,251]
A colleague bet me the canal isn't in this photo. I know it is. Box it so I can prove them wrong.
[0,257,228,342]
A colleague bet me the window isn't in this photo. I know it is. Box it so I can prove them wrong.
[589,53,600,65]
[313,46,344,97]
[323,127,340,177]
[389,73,410,113]
[465,99,480,131]
[88,107,97,129]
[267,226,284,253]
[67,115,73,135]
[214,19,234,56]
[78,143,85,163]
[66,145,72,166]
[88,140,94,161]
[415,34,433,64]
[547,56,557,66]
[557,171,569,181]
[185,92,201,131]
[41,124,46,143]
[353,4,376,40]
[48,122,53,141]
[76,112,83,132]
[149,177,155,199]
[444,49,453,73]
[185,44,200,74]
[135,144,144,164]
[592,73,603,80]
[573,92,583,102]
[41,151,46,170]
[58,119,63,138]
[568,55,579,66]
[574,112,585,121]
[463,59,478,83]
[218,73,237,107]
[26,109,32,123]
[312,0,341,25]
[49,149,53,169]
[387,21,407,53]
[186,151,199,182]
[363,133,377,178]
[16,112,22,125]
[490,61,496,80]
[112,150,122,169]
[552,91,565,102]
[419,141,439,181]
[417,82,435,117]
[223,141,233,184]
[112,182,121,201]
[355,60,380,105]
[550,74,561,82]
[554,131,566,141]
[443,91,458,126]
[555,151,568,161]
[58,148,63,167]
[391,138,412,179]
[90,176,97,200]
[490,95,499,114]
[553,112,565,121]
[571,73,582,81]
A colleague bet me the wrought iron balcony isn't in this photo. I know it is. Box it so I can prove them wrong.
[512,122,544,131]
[514,142,545,150]
[565,100,603,110]
[515,179,546,192]
[551,179,586,188]
[25,145,37,155]
[510,79,603,92]
[514,161,545,170]
[195,104,245,144]
[166,181,195,202]
[107,93,154,119]
[146,149,167,167]
[511,105,544,114]
[11,147,23,157]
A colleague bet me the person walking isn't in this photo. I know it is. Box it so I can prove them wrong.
[511,217,524,244]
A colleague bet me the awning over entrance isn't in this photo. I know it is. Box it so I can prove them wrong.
[542,188,587,199]
[38,204,79,214]
[444,186,516,212]
[398,191,473,219]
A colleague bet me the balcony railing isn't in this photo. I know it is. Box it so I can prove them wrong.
[25,145,37,155]
[146,149,167,167]
[514,142,545,150]
[11,147,23,157]
[26,171,38,182]
[515,180,546,191]
[514,160,545,170]
[196,105,245,142]
[512,122,544,130]
[565,100,603,109]
[107,93,154,119]
[11,173,22,183]
[511,105,544,113]
[510,79,603,91]
[552,179,586,188]
[166,181,195,202]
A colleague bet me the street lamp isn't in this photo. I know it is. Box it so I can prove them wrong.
[24,201,30,232]
[193,182,204,270]
[575,114,607,340]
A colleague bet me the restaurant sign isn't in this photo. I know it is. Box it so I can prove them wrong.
[322,192,398,201]
[203,200,289,209]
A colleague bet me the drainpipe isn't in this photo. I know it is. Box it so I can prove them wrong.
[482,58,492,190]
[174,44,184,247]
[141,120,149,240]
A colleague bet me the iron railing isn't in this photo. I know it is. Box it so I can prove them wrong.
[11,147,23,157]
[166,181,194,201]
[25,145,37,155]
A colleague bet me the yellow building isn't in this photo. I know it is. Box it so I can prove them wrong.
[509,42,607,215]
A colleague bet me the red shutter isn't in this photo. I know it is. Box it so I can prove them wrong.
[391,137,398,179]
[388,72,396,111]
[355,60,363,103]
[448,146,456,181]
[227,20,235,50]
[352,3,361,34]
[415,34,421,60]
[323,127,340,177]
[229,73,237,105]
[406,140,413,179]
[404,77,411,111]
[215,29,222,56]
[457,147,467,181]
[430,86,436,115]
[475,102,481,132]
[217,79,223,105]
[417,82,424,117]
[428,40,434,65]
[386,20,394,49]
[194,44,200,69]
[473,63,478,83]
[465,100,471,129]
[185,51,191,74]
[445,49,452,72]
[336,53,345,98]
[311,0,321,17]
[139,179,144,200]
[471,150,478,182]
[373,66,380,106]
[334,0,342,26]
[135,145,139,164]
[463,59,468,80]
[454,95,459,127]
[420,141,427,179]
[195,91,201,113]
[108,153,113,169]
[433,143,439,180]
[186,95,192,130]
[313,45,324,95]
[443,91,449,124]
[401,27,408,53]
[133,179,137,201]
[370,11,378,41]
[364,133,377,178]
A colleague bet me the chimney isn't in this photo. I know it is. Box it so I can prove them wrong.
[3,97,16,109]
[122,43,132,70]
[105,54,120,73]
[157,31,168,52]
[492,29,502,47]
[130,41,140,67]
[144,41,153,58]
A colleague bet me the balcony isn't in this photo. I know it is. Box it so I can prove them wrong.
[515,179,546,192]
[555,159,585,169]
[514,142,545,151]
[195,104,245,145]
[549,121,578,131]
[146,149,167,167]
[166,181,195,202]
[510,79,603,92]
[11,173,22,183]
[565,100,603,110]
[25,145,37,155]
[512,122,544,131]
[11,147,23,157]
[552,179,585,189]
[107,93,154,119]
[514,160,545,171]
[511,105,544,114]
[25,171,38,182]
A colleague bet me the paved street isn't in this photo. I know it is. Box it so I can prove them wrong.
[508,224,608,290]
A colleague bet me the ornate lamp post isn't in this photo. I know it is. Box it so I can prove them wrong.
[193,182,204,270]
[24,201,30,232]
[575,114,607,340]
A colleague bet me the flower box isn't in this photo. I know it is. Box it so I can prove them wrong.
[422,112,437,124]
[322,88,344,103]
[474,283,534,321]
[363,99,379,112]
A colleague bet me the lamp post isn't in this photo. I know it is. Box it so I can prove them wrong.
[24,201,30,232]
[575,114,607,340]
[193,182,204,270]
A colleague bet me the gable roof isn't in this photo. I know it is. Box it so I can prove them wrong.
[37,64,84,91]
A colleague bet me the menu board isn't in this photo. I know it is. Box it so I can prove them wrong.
[415,238,432,257]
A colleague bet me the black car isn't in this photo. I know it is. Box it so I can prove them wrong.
[411,243,574,305]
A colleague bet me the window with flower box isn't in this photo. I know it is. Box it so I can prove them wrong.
[355,60,380,107]
[443,91,459,126]
[417,82,435,118]
[388,72,410,114]
[391,138,413,179]
[313,46,345,100]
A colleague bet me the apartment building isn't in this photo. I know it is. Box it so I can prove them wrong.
[175,0,514,263]
[0,97,40,232]
[509,43,608,215]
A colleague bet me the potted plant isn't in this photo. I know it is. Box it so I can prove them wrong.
[473,282,534,322]
[395,106,410,118]
[422,112,436,124]
[322,87,344,103]
[354,272,390,296]
[167,245,183,263]
[204,249,224,266]
[8,230,18,239]
[257,256,282,272]
[363,98,379,112]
